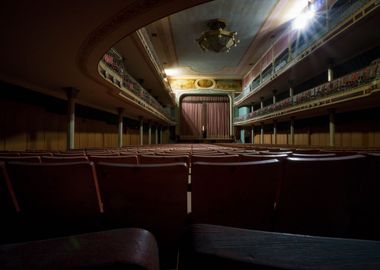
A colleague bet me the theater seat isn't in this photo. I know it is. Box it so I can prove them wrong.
[41,156,88,163]
[240,154,288,162]
[191,154,240,163]
[0,162,20,244]
[191,159,281,231]
[89,155,138,164]
[96,162,188,267]
[178,224,380,270]
[6,161,103,240]
[0,228,159,270]
[139,154,189,165]
[276,155,366,238]
[0,156,41,163]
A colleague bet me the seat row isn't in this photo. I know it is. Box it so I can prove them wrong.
[0,154,379,264]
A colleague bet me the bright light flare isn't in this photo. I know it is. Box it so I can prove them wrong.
[292,9,315,30]
[285,1,309,21]
[164,68,182,77]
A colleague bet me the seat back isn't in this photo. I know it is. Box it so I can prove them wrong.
[240,154,288,162]
[291,153,336,158]
[6,161,103,238]
[0,162,19,215]
[192,159,281,230]
[139,154,189,165]
[96,162,188,262]
[355,153,380,240]
[191,154,240,164]
[276,155,366,237]
[41,156,88,163]
[0,156,41,163]
[89,155,138,164]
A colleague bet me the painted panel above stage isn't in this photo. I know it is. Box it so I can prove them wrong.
[169,78,242,92]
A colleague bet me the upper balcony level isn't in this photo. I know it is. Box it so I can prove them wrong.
[98,48,176,125]
[235,59,380,126]
[235,0,380,107]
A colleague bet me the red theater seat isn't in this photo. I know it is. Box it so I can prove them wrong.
[139,154,189,165]
[240,153,288,162]
[276,155,366,238]
[178,224,380,270]
[0,228,160,270]
[89,155,138,164]
[6,161,103,240]
[96,162,188,267]
[191,154,240,163]
[0,156,41,163]
[191,159,281,230]
[41,156,89,163]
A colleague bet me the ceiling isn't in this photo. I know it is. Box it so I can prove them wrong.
[143,0,310,80]
[0,0,318,124]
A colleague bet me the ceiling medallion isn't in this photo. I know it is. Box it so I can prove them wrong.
[197,18,240,53]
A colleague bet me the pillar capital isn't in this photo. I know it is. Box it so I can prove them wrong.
[64,87,79,100]
[117,107,124,115]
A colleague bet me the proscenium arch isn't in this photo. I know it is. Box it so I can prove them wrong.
[177,89,234,138]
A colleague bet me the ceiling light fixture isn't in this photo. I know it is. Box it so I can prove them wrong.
[197,19,240,53]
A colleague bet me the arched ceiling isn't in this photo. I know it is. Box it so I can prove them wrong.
[0,0,314,123]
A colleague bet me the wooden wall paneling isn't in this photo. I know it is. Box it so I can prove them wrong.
[277,133,288,145]
[44,111,59,150]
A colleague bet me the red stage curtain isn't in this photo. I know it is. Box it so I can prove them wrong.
[180,95,230,138]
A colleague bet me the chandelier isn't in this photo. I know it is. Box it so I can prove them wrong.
[197,19,240,53]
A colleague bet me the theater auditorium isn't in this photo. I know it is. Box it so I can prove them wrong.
[0,0,380,269]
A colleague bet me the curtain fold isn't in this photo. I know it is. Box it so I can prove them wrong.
[180,95,230,139]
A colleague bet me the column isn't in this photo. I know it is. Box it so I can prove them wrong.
[329,110,335,147]
[241,128,245,144]
[260,123,264,144]
[328,60,334,82]
[289,86,294,98]
[155,125,158,144]
[65,87,79,150]
[272,90,277,104]
[117,108,124,148]
[273,120,277,145]
[160,127,163,144]
[251,103,255,113]
[290,117,295,145]
[260,97,264,109]
[148,122,152,145]
[251,125,255,144]
[139,117,144,146]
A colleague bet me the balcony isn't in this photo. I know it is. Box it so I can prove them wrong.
[235,61,380,125]
[235,0,378,106]
[98,48,175,124]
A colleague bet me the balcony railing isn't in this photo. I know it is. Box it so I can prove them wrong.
[99,48,175,122]
[235,0,372,104]
[235,60,380,123]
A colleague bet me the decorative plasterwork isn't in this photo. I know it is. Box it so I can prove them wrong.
[169,78,242,91]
